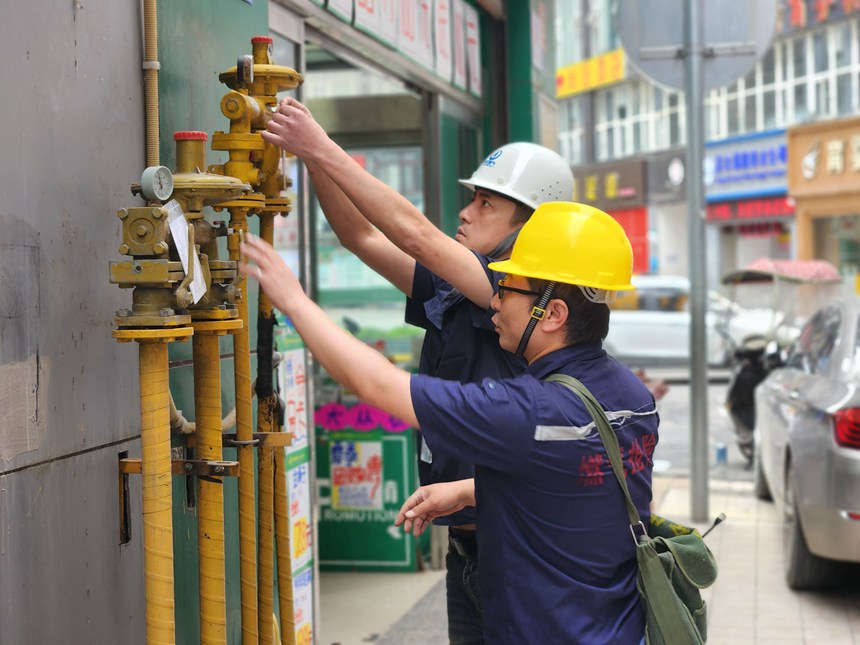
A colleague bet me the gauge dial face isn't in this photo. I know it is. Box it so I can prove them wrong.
[141,165,174,202]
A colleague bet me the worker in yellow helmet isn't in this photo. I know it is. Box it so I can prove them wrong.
[240,202,658,644]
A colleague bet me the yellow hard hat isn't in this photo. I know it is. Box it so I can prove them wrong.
[488,201,635,291]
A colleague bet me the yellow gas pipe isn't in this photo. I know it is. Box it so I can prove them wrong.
[274,454,296,641]
[212,36,302,644]
[169,131,248,644]
[114,328,193,644]
[143,0,159,168]
[226,209,261,643]
[256,213,279,645]
[192,321,241,644]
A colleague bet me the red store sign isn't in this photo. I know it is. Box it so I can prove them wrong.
[706,196,795,222]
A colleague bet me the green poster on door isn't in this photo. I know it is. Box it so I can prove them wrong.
[315,403,421,571]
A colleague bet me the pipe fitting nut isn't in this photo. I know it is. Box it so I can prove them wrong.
[153,241,168,255]
[159,307,175,317]
[117,208,129,220]
[118,243,130,255]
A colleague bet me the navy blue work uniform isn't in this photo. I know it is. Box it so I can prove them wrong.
[410,343,658,644]
[405,253,526,526]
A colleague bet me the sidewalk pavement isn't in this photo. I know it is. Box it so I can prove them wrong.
[319,474,860,644]
[653,475,860,644]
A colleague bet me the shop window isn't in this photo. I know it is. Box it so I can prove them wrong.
[761,48,776,85]
[814,30,828,73]
[793,37,807,77]
[837,72,853,114]
[793,83,809,121]
[815,77,830,115]
[744,94,757,132]
[763,90,777,128]
[727,95,740,135]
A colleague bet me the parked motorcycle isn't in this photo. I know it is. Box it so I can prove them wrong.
[717,258,842,467]
[723,334,769,463]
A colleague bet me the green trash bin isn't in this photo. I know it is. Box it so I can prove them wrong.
[315,402,427,571]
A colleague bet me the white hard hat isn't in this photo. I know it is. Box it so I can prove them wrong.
[459,142,574,210]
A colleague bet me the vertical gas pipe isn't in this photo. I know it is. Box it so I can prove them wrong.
[213,73,268,645]
[111,209,196,643]
[260,119,298,645]
[211,36,302,644]
[192,325,229,644]
[256,210,279,645]
[170,130,249,643]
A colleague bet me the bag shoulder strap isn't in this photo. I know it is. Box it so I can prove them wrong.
[545,373,642,530]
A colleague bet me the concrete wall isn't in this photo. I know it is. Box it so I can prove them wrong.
[0,1,147,642]
[0,1,266,642]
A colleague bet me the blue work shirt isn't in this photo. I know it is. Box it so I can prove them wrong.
[410,343,658,644]
[406,254,526,526]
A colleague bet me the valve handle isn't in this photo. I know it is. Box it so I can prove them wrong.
[236,54,254,86]
[176,222,195,307]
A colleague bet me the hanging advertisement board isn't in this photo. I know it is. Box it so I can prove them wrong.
[435,0,453,81]
[465,3,481,97]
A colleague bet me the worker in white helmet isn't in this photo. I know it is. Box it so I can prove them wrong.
[262,97,574,643]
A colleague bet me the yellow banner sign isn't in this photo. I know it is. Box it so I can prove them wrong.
[556,49,626,99]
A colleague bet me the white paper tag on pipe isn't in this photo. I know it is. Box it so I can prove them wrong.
[165,200,206,304]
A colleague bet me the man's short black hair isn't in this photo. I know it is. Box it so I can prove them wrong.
[527,278,610,345]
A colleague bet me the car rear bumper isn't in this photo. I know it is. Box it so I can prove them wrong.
[800,503,860,562]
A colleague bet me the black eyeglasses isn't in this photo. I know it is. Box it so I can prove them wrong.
[497,280,541,300]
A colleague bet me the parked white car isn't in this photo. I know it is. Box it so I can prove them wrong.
[754,297,860,589]
[603,275,773,367]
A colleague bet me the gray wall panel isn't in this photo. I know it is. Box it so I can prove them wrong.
[0,442,145,644]
[0,0,148,639]
[0,0,144,467]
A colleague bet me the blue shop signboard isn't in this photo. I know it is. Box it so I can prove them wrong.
[704,130,788,203]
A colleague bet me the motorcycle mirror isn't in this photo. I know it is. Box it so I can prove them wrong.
[764,339,785,369]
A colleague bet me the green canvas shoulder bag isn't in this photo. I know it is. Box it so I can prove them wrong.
[546,373,719,644]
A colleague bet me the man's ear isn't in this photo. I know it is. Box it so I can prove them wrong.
[540,298,569,333]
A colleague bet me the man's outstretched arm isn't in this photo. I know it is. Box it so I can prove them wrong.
[307,159,416,296]
[262,98,495,308]
[239,233,417,424]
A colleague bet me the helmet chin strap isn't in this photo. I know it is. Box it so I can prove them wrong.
[487,228,521,261]
[515,281,556,357]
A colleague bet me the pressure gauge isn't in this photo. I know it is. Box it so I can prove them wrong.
[140,165,174,202]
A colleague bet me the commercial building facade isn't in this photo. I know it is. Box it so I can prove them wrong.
[555,0,860,286]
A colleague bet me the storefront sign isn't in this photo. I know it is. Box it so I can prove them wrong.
[280,348,308,453]
[434,0,453,81]
[706,196,795,222]
[324,0,481,95]
[779,0,860,33]
[327,0,354,22]
[465,3,481,97]
[452,0,467,89]
[572,159,645,210]
[330,435,383,510]
[555,49,626,99]
[292,568,314,645]
[354,0,378,33]
[611,207,649,274]
[289,460,314,570]
[704,131,787,201]
[647,149,687,204]
[787,116,860,198]
[377,0,399,45]
[397,0,434,70]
